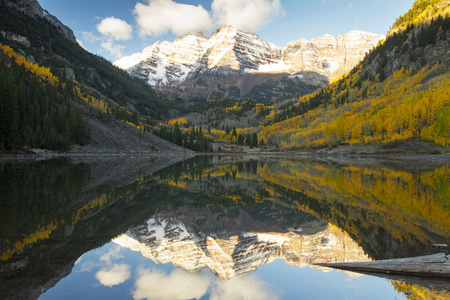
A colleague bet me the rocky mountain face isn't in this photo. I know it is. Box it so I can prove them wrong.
[3,0,77,43]
[113,206,369,279]
[115,26,384,102]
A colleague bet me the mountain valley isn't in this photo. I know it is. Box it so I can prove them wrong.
[1,1,450,299]
[0,0,449,155]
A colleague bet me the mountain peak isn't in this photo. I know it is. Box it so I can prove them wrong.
[215,24,256,36]
[114,28,384,102]
[4,0,77,43]
[175,31,208,41]
[113,210,370,280]
[217,24,239,32]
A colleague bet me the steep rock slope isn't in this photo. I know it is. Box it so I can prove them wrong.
[115,26,384,102]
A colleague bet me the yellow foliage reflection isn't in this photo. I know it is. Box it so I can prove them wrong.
[258,160,450,244]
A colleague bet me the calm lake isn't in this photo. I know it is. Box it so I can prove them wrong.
[1,155,449,299]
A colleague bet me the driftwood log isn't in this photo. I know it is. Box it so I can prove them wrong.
[313,253,450,279]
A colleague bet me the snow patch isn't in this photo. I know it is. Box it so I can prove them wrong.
[257,61,290,73]
[320,234,337,248]
[257,233,289,245]
[114,53,142,70]
[145,219,167,240]
[174,65,192,83]
[171,222,191,240]
[322,60,339,73]
[142,218,192,241]
[289,74,304,79]
[288,227,303,233]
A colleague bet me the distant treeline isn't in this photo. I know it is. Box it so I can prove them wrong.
[153,124,213,152]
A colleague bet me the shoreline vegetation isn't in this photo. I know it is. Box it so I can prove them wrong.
[1,135,449,160]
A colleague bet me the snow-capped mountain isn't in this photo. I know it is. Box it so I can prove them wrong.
[115,25,384,102]
[112,207,369,279]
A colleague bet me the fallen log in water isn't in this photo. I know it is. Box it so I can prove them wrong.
[313,253,450,279]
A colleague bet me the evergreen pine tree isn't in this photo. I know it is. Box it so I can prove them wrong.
[172,122,182,146]
[252,133,258,147]
[231,126,237,137]
[237,134,244,145]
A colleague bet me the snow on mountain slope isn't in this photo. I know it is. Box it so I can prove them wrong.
[114,25,384,101]
[112,208,370,280]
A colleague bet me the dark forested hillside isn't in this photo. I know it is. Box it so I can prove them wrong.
[0,0,190,153]
[0,43,187,153]
[0,44,90,151]
[0,0,168,118]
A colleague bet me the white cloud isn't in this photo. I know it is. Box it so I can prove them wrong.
[95,17,133,59]
[133,0,285,37]
[100,245,124,264]
[134,0,214,37]
[133,269,211,300]
[96,264,131,287]
[95,247,130,286]
[97,17,133,41]
[212,0,284,31]
[210,275,279,300]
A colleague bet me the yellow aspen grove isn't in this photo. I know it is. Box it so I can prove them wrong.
[260,63,450,149]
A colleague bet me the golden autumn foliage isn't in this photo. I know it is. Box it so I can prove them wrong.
[0,222,57,261]
[169,117,188,126]
[210,129,226,136]
[253,103,274,115]
[258,160,450,244]
[391,0,450,35]
[261,64,450,148]
[391,280,450,300]
[1,43,58,85]
[1,43,145,133]
[1,173,153,261]
[168,180,188,188]
[153,158,450,242]
[74,86,143,129]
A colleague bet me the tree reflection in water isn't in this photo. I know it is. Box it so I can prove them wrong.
[1,156,449,299]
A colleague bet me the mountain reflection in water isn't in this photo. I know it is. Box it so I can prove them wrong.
[0,156,449,299]
[113,206,369,280]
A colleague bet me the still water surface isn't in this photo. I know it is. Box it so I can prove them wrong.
[1,156,449,299]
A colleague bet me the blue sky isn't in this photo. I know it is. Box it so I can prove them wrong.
[39,0,415,62]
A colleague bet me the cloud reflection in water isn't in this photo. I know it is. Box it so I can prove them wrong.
[211,275,279,300]
[133,269,210,300]
[96,264,131,287]
[131,267,278,300]
[94,246,131,287]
